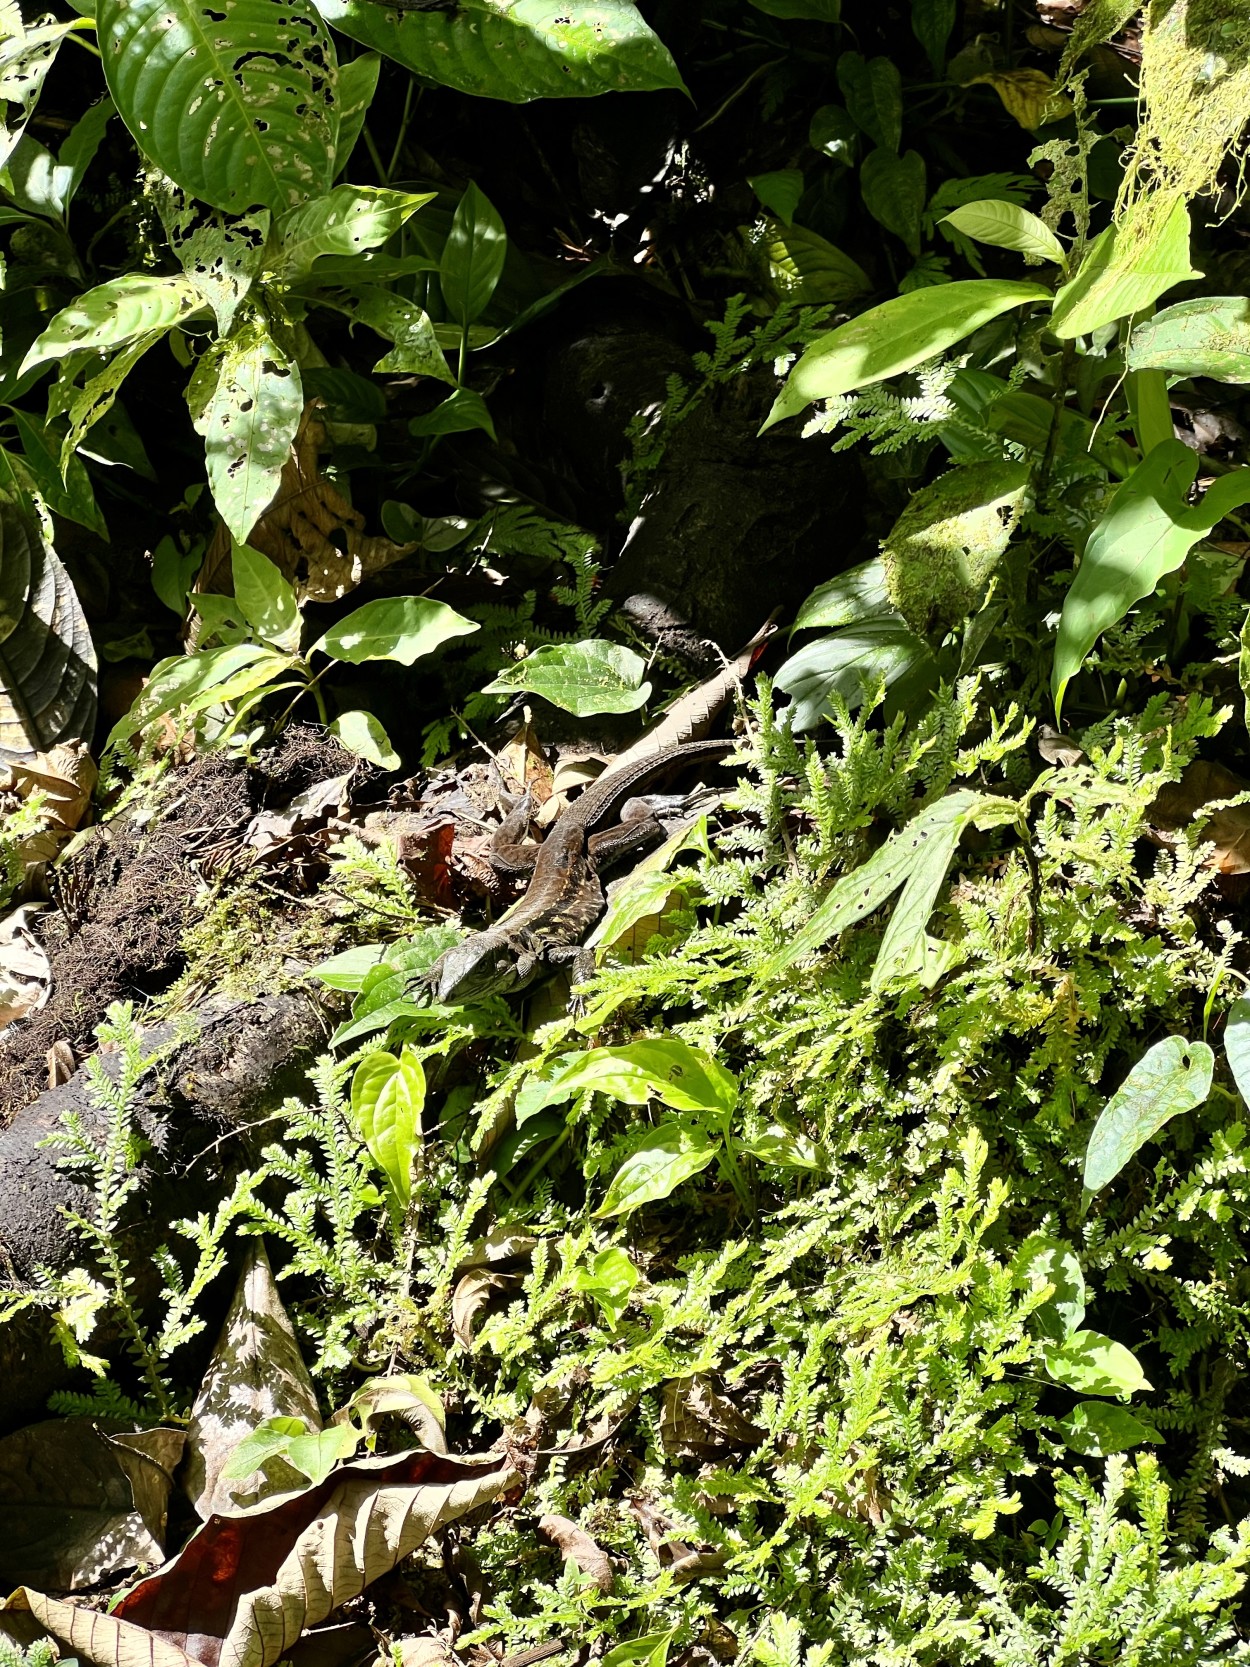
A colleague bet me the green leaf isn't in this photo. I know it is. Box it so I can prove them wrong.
[310,942,387,991]
[764,219,872,304]
[231,541,300,650]
[350,1045,425,1206]
[597,1122,719,1218]
[97,0,339,213]
[739,1126,822,1170]
[749,0,839,15]
[1012,1234,1085,1343]
[808,104,857,166]
[911,0,956,73]
[600,1634,675,1667]
[333,51,380,177]
[57,331,167,472]
[860,149,926,256]
[274,185,434,282]
[315,595,479,664]
[749,169,804,224]
[6,410,106,538]
[313,0,687,102]
[409,387,497,442]
[836,52,902,152]
[317,285,453,382]
[440,182,507,330]
[1050,194,1199,340]
[770,788,1016,984]
[1058,1402,1159,1458]
[104,642,272,749]
[0,20,78,171]
[525,1038,739,1118]
[939,200,1065,266]
[20,274,201,376]
[1051,442,1250,719]
[220,1416,313,1479]
[572,1247,639,1327]
[773,619,937,731]
[482,639,652,717]
[1042,1330,1152,1398]
[793,559,891,632]
[763,279,1050,426]
[1225,995,1250,1110]
[158,197,272,336]
[1126,295,1250,383]
[187,320,303,545]
[1083,1035,1214,1192]
[328,709,400,769]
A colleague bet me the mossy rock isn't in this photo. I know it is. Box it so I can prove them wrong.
[882,461,1030,636]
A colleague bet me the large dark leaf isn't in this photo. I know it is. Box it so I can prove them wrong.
[0,499,97,764]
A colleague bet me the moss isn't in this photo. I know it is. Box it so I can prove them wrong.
[881,461,1029,636]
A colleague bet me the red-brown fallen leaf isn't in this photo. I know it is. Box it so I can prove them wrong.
[2,1450,517,1667]
[537,1514,613,1593]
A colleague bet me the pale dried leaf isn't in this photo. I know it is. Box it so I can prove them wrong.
[451,1269,515,1350]
[183,1242,322,1519]
[1148,760,1250,874]
[0,741,97,830]
[658,1375,765,1459]
[0,903,51,1031]
[397,1638,452,1667]
[537,1514,613,1593]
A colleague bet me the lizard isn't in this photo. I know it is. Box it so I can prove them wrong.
[427,738,734,1005]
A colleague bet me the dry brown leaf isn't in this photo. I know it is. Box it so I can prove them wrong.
[659,1375,765,1459]
[451,1269,517,1350]
[537,1514,613,1593]
[182,1243,323,1520]
[198,404,416,606]
[3,1449,519,1667]
[498,718,552,806]
[1148,759,1250,874]
[0,742,97,832]
[0,903,52,1031]
[454,1225,540,1277]
[397,1637,454,1667]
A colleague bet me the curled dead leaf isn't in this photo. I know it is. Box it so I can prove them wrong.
[1148,759,1250,874]
[0,904,52,1032]
[659,1375,765,1459]
[452,1268,517,1350]
[537,1513,614,1593]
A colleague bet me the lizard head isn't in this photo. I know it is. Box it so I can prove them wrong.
[428,937,521,1005]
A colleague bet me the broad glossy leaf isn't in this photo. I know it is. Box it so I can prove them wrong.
[765,219,871,304]
[333,51,380,176]
[329,709,400,769]
[808,104,857,165]
[572,1247,638,1327]
[940,200,1064,266]
[105,643,272,749]
[1012,1234,1085,1342]
[440,181,507,330]
[314,0,686,102]
[1083,1034,1213,1192]
[1058,1402,1159,1458]
[836,51,902,152]
[231,541,300,650]
[97,0,339,213]
[764,279,1050,426]
[274,185,434,281]
[409,387,497,441]
[774,618,937,730]
[1127,295,1250,383]
[750,169,804,223]
[860,148,925,255]
[739,1126,822,1169]
[187,320,304,543]
[525,1038,738,1118]
[315,595,479,663]
[597,1122,718,1218]
[310,943,388,992]
[483,639,651,716]
[0,500,97,764]
[1225,995,1250,1110]
[793,560,891,632]
[601,1633,676,1667]
[1052,441,1250,718]
[351,1046,425,1205]
[1050,194,1198,340]
[1042,1330,1151,1398]
[20,274,201,375]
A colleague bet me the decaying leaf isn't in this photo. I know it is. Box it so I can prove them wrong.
[1148,759,1250,874]
[198,403,416,607]
[0,1418,182,1590]
[0,903,52,1031]
[0,741,97,832]
[183,1242,324,1519]
[659,1375,765,1459]
[3,1449,518,1667]
[0,501,98,764]
[451,1268,517,1350]
[396,1638,453,1667]
[454,1224,541,1277]
[538,1513,614,1593]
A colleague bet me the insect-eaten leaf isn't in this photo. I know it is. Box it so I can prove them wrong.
[1083,1035,1213,1192]
[483,639,651,716]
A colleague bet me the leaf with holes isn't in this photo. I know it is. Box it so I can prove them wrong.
[56,333,168,473]
[159,196,272,335]
[187,320,304,544]
[0,501,97,765]
[1127,295,1250,384]
[314,0,685,102]
[97,0,339,213]
[316,286,452,382]
[20,275,202,377]
[274,185,434,282]
[1083,1035,1214,1192]
[0,20,78,170]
